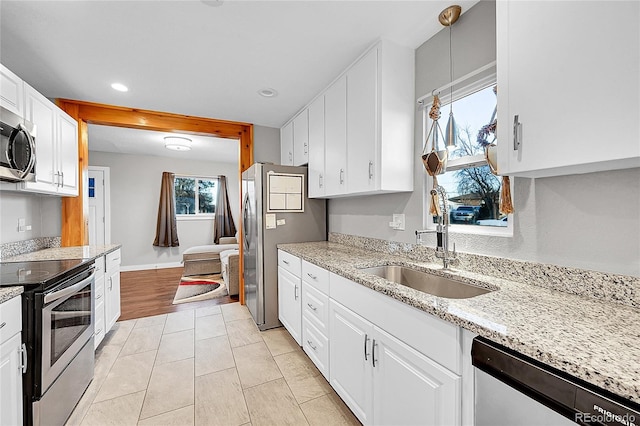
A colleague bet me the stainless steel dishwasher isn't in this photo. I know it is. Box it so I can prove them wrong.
[472,337,639,426]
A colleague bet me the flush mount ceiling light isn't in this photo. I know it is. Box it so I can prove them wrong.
[258,88,278,98]
[201,0,224,6]
[164,136,192,151]
[110,82,128,92]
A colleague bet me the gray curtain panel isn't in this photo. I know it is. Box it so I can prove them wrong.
[153,172,180,247]
[213,175,237,244]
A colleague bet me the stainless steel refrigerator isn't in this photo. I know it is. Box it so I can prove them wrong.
[242,163,326,330]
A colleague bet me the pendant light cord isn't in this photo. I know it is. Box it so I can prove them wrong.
[449,23,454,115]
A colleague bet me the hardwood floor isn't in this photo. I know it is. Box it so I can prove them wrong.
[119,267,238,321]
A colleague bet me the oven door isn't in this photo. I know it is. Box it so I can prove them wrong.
[40,270,95,393]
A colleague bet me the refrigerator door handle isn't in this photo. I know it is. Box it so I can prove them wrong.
[242,192,251,250]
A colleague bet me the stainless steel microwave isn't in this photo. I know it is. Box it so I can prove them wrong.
[0,106,36,182]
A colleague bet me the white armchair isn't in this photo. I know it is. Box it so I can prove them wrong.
[182,234,239,276]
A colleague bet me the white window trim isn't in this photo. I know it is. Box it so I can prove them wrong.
[420,70,514,238]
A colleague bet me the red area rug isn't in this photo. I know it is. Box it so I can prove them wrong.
[172,273,228,305]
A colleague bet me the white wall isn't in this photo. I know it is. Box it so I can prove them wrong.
[89,151,240,268]
[0,191,61,244]
[327,0,640,277]
[254,125,281,164]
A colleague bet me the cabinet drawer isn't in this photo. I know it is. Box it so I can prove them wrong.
[302,317,329,380]
[106,249,121,273]
[301,260,329,294]
[94,306,105,349]
[0,295,22,345]
[94,256,105,278]
[302,282,329,336]
[278,250,301,277]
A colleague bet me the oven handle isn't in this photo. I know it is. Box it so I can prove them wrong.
[44,271,95,305]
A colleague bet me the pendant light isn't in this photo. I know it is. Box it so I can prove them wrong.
[439,5,461,149]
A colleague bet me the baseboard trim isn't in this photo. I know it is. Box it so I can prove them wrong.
[120,262,183,272]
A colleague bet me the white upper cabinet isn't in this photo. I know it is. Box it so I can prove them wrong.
[324,76,348,196]
[0,64,24,117]
[496,1,640,178]
[346,48,377,194]
[280,121,294,165]
[308,95,325,198]
[293,110,309,166]
[21,84,78,196]
[285,39,414,198]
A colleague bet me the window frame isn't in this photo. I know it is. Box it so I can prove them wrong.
[421,73,514,238]
[174,175,219,221]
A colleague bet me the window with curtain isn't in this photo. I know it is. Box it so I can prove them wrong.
[174,176,218,218]
[423,81,513,236]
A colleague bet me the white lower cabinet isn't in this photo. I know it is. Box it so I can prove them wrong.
[94,256,106,348]
[105,249,121,333]
[278,266,302,345]
[0,296,25,426]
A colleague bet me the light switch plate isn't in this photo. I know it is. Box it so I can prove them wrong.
[390,214,405,231]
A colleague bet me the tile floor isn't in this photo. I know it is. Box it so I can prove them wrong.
[65,303,361,426]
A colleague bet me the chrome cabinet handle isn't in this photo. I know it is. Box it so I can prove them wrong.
[306,272,317,280]
[294,284,298,300]
[282,259,290,265]
[289,151,293,162]
[513,114,522,151]
[306,340,317,351]
[96,293,102,300]
[60,171,64,186]
[339,168,344,185]
[304,143,308,155]
[372,339,377,367]
[96,328,103,334]
[319,174,323,189]
[0,321,6,329]
[364,334,370,361]
[368,161,373,180]
[306,302,317,311]
[20,343,28,373]
[109,276,113,291]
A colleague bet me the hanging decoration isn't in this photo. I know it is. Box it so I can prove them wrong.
[476,86,514,215]
[421,95,448,216]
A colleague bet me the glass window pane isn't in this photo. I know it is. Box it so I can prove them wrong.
[432,165,505,227]
[175,177,195,215]
[198,179,217,214]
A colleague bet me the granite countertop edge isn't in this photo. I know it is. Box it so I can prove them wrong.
[1,244,122,263]
[0,286,24,304]
[278,241,640,404]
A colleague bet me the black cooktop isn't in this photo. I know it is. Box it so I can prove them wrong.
[0,259,89,289]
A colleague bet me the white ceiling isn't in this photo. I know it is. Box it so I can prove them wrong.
[88,124,239,163]
[0,0,478,130]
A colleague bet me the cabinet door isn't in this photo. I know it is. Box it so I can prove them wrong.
[278,267,302,345]
[24,84,57,189]
[324,76,347,196]
[308,95,325,198]
[0,333,23,426]
[280,121,294,166]
[293,110,309,166]
[105,269,121,331]
[0,64,24,117]
[347,48,377,194]
[497,1,640,177]
[373,326,461,426]
[329,300,373,424]
[57,111,79,196]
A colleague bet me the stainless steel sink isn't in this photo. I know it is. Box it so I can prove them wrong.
[359,265,493,299]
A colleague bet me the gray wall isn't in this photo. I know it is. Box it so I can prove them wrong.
[254,124,281,164]
[328,0,640,277]
[0,191,61,244]
[89,151,240,268]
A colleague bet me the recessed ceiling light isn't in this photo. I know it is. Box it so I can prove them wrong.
[111,83,128,92]
[258,88,278,98]
[201,0,224,7]
[164,136,192,151]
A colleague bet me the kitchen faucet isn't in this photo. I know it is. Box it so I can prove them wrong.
[415,185,459,269]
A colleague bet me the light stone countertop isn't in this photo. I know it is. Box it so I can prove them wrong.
[2,244,121,263]
[0,286,23,304]
[278,241,640,405]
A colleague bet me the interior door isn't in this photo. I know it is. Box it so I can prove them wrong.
[88,168,107,245]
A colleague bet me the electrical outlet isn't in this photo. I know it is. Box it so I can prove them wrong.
[389,214,405,231]
[18,218,26,233]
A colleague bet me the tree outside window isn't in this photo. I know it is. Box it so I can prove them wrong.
[175,177,217,216]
